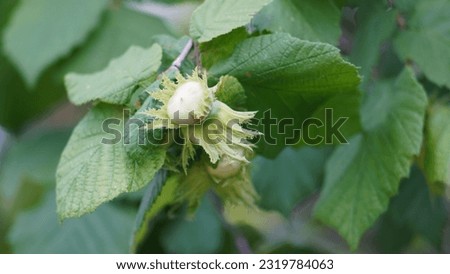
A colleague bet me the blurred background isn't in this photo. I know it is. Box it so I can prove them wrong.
[0,0,449,254]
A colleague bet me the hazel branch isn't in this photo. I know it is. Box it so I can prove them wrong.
[163,38,194,75]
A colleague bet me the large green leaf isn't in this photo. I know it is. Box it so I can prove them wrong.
[300,93,361,146]
[8,192,135,253]
[200,27,248,69]
[56,104,166,220]
[189,0,272,42]
[394,0,419,13]
[252,146,330,216]
[376,167,447,252]
[0,54,65,132]
[0,0,17,30]
[0,130,70,200]
[423,103,450,190]
[0,131,70,249]
[0,1,65,131]
[394,0,450,88]
[209,33,361,157]
[2,0,108,86]
[253,0,341,44]
[375,214,414,253]
[63,8,172,75]
[65,44,162,106]
[160,197,224,253]
[349,1,397,83]
[314,68,428,249]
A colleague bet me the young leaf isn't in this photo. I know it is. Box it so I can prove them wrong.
[252,146,330,216]
[65,44,162,106]
[423,103,450,189]
[9,192,135,253]
[314,68,428,250]
[189,0,272,43]
[56,104,166,220]
[394,0,450,88]
[124,80,164,159]
[214,75,247,110]
[253,0,341,44]
[2,0,108,86]
[209,33,361,157]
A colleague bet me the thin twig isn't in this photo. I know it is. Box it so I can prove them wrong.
[164,39,194,75]
[136,39,193,107]
[209,192,253,254]
[193,42,203,72]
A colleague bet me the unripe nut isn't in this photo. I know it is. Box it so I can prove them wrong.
[207,157,242,179]
[167,81,208,125]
